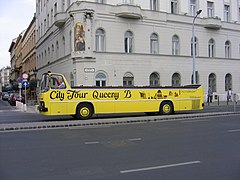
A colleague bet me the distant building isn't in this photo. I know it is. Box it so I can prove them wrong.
[35,0,240,100]
[22,15,37,81]
[0,67,11,91]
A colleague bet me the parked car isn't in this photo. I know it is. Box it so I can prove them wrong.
[2,92,9,101]
[8,93,25,106]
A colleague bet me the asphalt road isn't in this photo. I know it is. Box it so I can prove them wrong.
[1,111,240,179]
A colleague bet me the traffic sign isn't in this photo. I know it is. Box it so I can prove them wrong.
[17,77,23,83]
[22,81,29,87]
[22,73,29,80]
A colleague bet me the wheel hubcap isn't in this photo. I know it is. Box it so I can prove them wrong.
[163,104,170,113]
[80,107,89,117]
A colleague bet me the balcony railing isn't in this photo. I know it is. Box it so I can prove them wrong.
[203,17,222,30]
[54,12,67,28]
[115,4,142,19]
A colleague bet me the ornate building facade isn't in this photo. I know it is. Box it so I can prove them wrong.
[36,0,240,100]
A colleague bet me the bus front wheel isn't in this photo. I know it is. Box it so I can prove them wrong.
[75,103,93,120]
[160,101,173,115]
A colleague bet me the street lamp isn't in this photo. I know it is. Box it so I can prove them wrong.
[192,9,202,85]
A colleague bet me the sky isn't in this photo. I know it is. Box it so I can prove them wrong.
[0,0,35,69]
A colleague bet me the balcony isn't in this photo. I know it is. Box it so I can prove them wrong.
[115,4,142,19]
[54,12,67,28]
[203,17,222,30]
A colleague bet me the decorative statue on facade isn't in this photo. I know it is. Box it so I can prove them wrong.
[74,22,85,51]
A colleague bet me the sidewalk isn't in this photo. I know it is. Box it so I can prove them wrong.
[205,100,238,106]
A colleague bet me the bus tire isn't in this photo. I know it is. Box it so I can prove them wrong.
[75,103,93,120]
[160,101,173,115]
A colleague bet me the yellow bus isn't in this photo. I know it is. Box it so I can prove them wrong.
[38,72,204,120]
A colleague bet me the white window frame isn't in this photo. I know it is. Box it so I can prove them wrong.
[172,35,179,55]
[171,0,178,14]
[225,40,231,58]
[190,0,197,16]
[150,0,158,11]
[208,39,215,58]
[125,31,133,53]
[150,33,159,54]
[207,1,214,18]
[96,28,105,52]
[224,4,230,22]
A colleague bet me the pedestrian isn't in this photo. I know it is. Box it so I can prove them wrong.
[227,88,232,102]
[207,87,213,103]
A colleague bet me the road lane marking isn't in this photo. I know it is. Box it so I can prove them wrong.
[228,129,240,133]
[120,161,201,174]
[84,141,100,145]
[181,119,210,123]
[128,138,142,141]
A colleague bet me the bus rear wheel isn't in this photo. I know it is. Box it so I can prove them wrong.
[160,101,173,115]
[75,103,93,120]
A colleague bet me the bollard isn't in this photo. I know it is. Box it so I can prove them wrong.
[217,95,219,106]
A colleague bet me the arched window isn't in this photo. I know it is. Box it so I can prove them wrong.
[172,35,179,55]
[149,72,160,86]
[191,36,198,56]
[95,72,107,87]
[56,41,59,58]
[48,47,50,61]
[225,40,231,58]
[124,31,133,53]
[62,36,65,55]
[150,33,159,54]
[225,73,232,91]
[172,73,181,86]
[51,44,54,59]
[208,73,216,92]
[208,38,215,57]
[123,72,134,86]
[69,30,72,52]
[96,28,105,52]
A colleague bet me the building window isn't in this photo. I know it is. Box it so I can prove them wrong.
[225,40,231,58]
[125,31,133,53]
[123,0,134,5]
[54,3,57,15]
[96,0,104,3]
[150,0,158,11]
[224,5,230,22]
[96,28,105,52]
[95,72,107,87]
[208,38,215,57]
[62,0,65,11]
[239,8,240,22]
[190,0,197,16]
[208,73,216,92]
[69,30,72,52]
[56,41,59,58]
[51,44,54,59]
[149,72,160,86]
[172,73,181,87]
[191,36,198,56]
[171,0,178,14]
[62,36,65,55]
[172,35,179,55]
[123,72,134,87]
[225,73,232,91]
[150,33,159,54]
[207,1,214,17]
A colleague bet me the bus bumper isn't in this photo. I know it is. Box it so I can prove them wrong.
[38,101,48,112]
